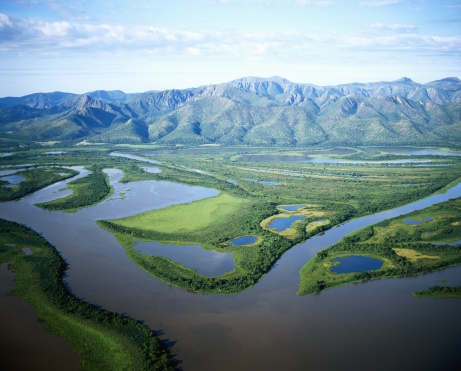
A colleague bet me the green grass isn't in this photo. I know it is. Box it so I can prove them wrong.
[0,218,176,370]
[113,193,250,234]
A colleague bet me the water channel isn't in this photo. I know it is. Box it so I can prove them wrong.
[0,161,460,370]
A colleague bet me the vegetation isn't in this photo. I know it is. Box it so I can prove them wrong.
[298,197,461,295]
[90,146,461,294]
[36,164,112,212]
[412,285,461,299]
[0,218,176,370]
[0,166,78,201]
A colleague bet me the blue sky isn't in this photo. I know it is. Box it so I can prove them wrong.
[0,0,460,96]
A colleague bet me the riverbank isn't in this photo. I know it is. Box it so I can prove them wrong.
[0,218,176,370]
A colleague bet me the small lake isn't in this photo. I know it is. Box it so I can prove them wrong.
[132,241,235,277]
[268,216,306,231]
[228,236,258,246]
[237,154,431,164]
[374,147,461,156]
[279,205,306,211]
[331,256,384,274]
[404,217,435,225]
[109,152,162,165]
[244,179,280,185]
[0,175,26,185]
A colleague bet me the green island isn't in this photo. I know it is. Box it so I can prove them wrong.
[0,166,79,201]
[412,285,461,299]
[0,218,176,370]
[298,196,461,295]
[36,164,113,212]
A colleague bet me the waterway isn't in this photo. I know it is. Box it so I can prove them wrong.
[0,165,460,370]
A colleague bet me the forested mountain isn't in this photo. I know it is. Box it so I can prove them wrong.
[0,77,460,146]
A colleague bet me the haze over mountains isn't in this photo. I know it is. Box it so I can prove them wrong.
[1,76,460,147]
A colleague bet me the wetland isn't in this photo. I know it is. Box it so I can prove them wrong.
[0,145,460,370]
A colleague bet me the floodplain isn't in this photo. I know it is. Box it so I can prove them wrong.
[0,144,460,370]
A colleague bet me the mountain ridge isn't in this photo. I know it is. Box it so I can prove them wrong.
[1,76,460,147]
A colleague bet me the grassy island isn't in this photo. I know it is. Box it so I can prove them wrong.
[298,197,461,295]
[412,285,461,299]
[0,166,79,201]
[0,218,176,370]
[36,164,112,212]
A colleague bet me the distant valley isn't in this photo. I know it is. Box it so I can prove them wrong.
[1,76,460,147]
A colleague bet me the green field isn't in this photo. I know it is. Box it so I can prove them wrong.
[112,193,250,235]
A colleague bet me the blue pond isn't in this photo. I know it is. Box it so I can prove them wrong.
[226,180,238,185]
[404,217,435,225]
[244,179,280,186]
[331,256,384,274]
[279,205,306,211]
[228,236,258,246]
[268,216,306,231]
[0,175,26,185]
[132,241,235,276]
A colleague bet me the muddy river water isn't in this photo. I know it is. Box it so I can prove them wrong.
[1,164,460,370]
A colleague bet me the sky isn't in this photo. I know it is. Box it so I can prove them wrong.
[0,0,460,97]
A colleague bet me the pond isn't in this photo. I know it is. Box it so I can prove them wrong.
[237,154,431,164]
[404,217,435,225]
[244,179,280,185]
[267,216,306,231]
[374,147,461,156]
[279,205,306,211]
[331,256,384,274]
[132,241,235,277]
[0,175,26,185]
[228,236,258,246]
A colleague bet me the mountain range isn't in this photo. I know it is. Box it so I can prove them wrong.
[1,76,460,147]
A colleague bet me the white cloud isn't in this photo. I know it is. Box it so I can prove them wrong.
[359,0,401,7]
[371,23,418,32]
[0,12,460,61]
[295,0,333,6]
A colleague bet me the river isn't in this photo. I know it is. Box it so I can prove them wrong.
[0,163,460,370]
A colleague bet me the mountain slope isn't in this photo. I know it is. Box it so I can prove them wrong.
[0,76,460,146]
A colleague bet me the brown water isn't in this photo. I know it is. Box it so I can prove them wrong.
[0,263,80,371]
[0,167,460,370]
